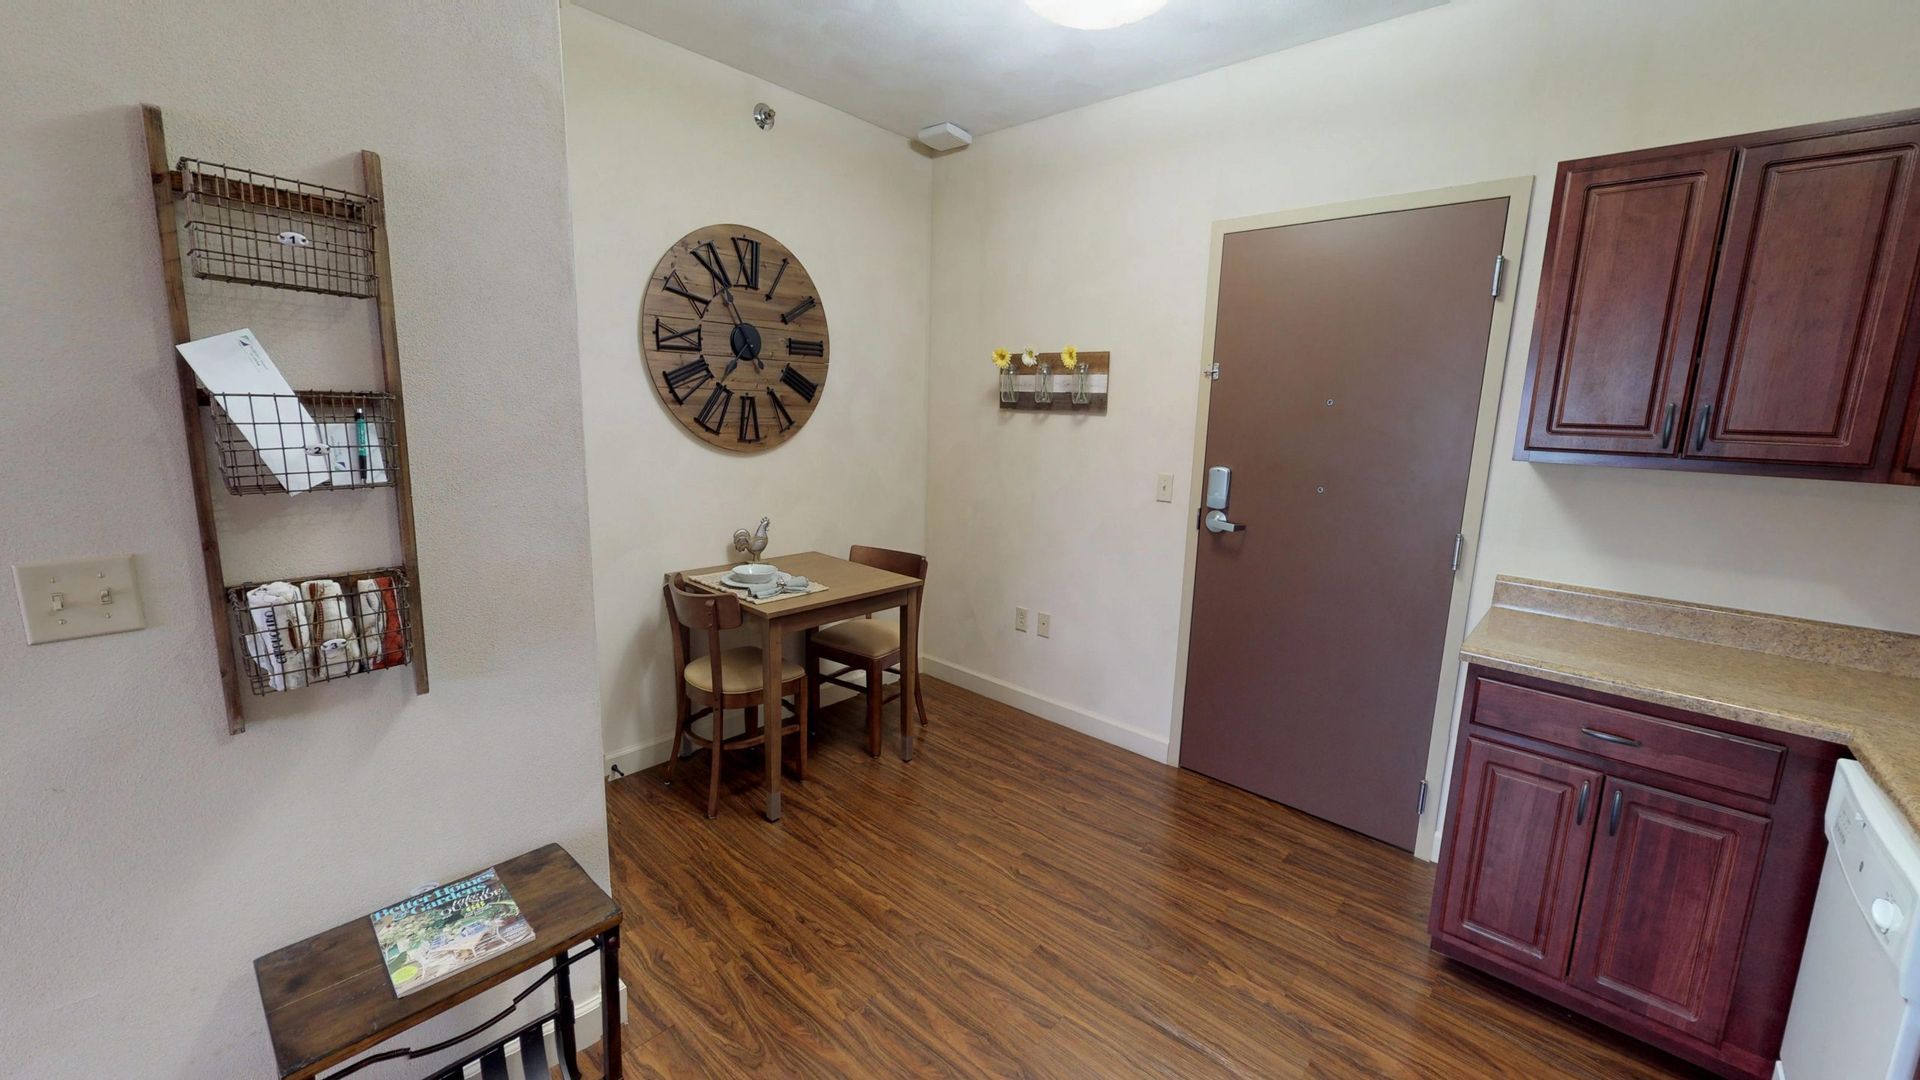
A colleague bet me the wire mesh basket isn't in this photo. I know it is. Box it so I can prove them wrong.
[227,568,413,695]
[177,158,377,298]
[206,390,398,496]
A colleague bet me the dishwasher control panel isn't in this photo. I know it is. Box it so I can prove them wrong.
[1829,760,1920,986]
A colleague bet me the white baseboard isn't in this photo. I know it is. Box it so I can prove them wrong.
[459,979,627,1079]
[605,734,675,779]
[921,655,1170,762]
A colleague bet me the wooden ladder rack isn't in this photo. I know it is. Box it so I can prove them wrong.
[142,104,429,733]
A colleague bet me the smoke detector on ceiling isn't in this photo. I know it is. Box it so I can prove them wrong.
[916,122,973,152]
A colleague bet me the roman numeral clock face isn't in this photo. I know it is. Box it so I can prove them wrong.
[642,224,829,452]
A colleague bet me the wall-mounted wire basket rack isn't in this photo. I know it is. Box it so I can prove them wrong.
[226,568,414,695]
[175,159,377,298]
[145,104,428,733]
[206,390,399,496]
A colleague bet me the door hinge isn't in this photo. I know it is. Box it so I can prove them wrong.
[1417,779,1430,816]
[1490,254,1506,298]
[1450,533,1464,574]
[1204,362,1220,381]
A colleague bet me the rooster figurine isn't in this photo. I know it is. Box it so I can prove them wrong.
[732,517,771,562]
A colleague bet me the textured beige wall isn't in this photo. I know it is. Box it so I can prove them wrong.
[0,2,607,1075]
[925,0,1920,760]
[563,7,933,771]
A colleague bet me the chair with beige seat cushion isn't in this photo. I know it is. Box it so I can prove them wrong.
[805,545,928,758]
[663,575,808,817]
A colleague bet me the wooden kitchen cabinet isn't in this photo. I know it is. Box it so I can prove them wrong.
[1433,738,1599,978]
[1690,123,1920,466]
[1521,149,1730,456]
[1902,379,1920,482]
[1430,667,1842,1080]
[1518,108,1920,483]
[1566,779,1769,1044]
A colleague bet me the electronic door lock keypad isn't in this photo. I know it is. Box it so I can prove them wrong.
[1202,466,1244,533]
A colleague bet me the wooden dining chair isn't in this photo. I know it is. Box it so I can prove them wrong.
[663,575,808,817]
[805,545,929,758]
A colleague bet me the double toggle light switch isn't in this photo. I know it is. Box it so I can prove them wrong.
[12,555,146,644]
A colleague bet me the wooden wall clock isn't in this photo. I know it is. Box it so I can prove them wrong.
[641,224,829,452]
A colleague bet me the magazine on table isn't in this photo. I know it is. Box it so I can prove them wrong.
[369,867,534,997]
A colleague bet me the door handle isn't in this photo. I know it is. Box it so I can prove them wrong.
[1202,510,1244,534]
[1607,789,1624,837]
[1576,780,1591,825]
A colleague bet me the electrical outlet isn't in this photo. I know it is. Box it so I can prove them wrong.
[1155,473,1175,502]
[1014,606,1029,632]
[1037,612,1052,638]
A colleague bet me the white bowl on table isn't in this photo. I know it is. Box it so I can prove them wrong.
[730,563,779,585]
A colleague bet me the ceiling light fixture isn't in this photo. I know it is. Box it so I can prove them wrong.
[1024,0,1169,30]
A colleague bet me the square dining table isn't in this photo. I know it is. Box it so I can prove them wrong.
[678,550,924,821]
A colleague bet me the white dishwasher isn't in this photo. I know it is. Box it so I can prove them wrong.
[1779,759,1920,1080]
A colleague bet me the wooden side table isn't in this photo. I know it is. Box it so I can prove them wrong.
[254,844,621,1079]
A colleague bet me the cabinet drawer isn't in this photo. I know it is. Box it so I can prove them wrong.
[1472,677,1784,800]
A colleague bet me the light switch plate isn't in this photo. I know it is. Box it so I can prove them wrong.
[13,555,146,644]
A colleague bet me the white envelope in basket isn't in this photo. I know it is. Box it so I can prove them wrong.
[176,328,329,493]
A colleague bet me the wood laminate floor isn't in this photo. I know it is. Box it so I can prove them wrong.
[599,677,1704,1078]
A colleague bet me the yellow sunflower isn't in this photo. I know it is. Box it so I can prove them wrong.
[1060,345,1079,370]
[992,347,1011,370]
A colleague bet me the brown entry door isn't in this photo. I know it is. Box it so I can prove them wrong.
[1180,198,1508,851]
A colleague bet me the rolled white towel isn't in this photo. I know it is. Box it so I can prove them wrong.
[303,578,361,680]
[243,582,308,691]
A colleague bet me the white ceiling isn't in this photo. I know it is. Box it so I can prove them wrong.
[574,0,1444,141]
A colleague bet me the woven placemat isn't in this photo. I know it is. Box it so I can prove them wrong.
[688,570,829,606]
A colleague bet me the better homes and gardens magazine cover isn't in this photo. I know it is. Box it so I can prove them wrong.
[370,867,535,997]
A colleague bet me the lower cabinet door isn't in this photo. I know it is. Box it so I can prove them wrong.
[1436,738,1601,977]
[1568,778,1770,1043]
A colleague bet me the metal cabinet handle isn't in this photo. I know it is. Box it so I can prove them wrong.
[1608,789,1624,836]
[1659,402,1677,449]
[1575,780,1591,825]
[1694,402,1713,452]
[1581,727,1642,748]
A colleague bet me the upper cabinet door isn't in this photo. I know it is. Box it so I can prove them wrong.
[1522,150,1733,455]
[1567,778,1769,1045]
[1906,400,1920,477]
[1900,370,1920,482]
[1688,123,1920,466]
[1433,737,1601,978]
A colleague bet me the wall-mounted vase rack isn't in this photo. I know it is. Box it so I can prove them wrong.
[144,105,429,733]
[998,351,1110,413]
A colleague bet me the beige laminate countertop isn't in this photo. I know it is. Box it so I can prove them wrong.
[1461,578,1920,824]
